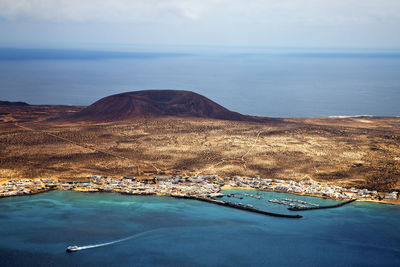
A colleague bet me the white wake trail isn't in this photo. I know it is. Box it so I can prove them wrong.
[71,228,168,251]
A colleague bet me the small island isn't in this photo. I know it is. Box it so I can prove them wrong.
[1,90,399,205]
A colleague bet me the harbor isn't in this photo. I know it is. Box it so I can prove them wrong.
[0,175,367,220]
[172,195,303,219]
[0,175,397,206]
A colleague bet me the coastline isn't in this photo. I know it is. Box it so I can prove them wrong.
[4,185,398,206]
[1,176,398,206]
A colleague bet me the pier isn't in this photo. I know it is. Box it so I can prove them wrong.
[287,199,357,211]
[172,195,302,219]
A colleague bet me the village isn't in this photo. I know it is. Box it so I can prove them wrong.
[0,175,398,203]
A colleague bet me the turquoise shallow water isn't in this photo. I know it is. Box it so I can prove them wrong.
[0,190,400,266]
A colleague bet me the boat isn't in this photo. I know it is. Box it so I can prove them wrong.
[66,245,81,252]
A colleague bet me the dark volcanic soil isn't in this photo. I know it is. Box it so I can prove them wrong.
[0,100,29,106]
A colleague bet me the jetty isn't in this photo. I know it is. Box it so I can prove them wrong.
[172,195,302,219]
[287,199,357,211]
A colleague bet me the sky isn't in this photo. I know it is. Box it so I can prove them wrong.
[0,0,399,50]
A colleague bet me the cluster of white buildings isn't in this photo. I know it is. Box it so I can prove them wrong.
[0,175,398,201]
[228,176,398,200]
[0,179,56,197]
[57,175,224,198]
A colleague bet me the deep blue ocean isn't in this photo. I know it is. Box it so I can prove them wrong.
[0,47,400,117]
[0,190,399,267]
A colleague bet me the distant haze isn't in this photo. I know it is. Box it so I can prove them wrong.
[1,48,399,117]
[0,0,399,48]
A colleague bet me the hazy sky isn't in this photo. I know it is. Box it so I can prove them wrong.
[0,0,399,49]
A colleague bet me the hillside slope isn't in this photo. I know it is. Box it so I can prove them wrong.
[69,90,267,122]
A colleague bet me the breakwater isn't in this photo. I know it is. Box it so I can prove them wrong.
[288,199,357,211]
[172,195,302,219]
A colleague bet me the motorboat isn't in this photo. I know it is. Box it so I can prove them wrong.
[66,245,81,252]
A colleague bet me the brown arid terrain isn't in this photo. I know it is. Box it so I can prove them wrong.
[1,91,399,192]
